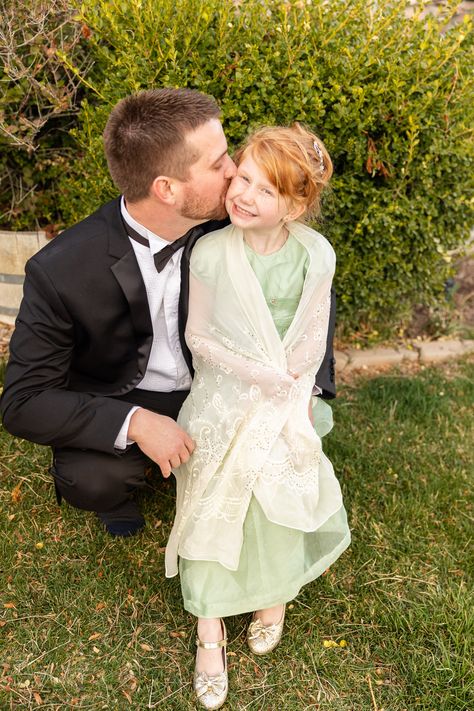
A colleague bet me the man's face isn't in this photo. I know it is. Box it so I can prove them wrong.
[179,119,236,221]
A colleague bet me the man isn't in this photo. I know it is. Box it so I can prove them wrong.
[1,88,336,537]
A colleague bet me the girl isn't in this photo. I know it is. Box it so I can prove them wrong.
[165,124,350,709]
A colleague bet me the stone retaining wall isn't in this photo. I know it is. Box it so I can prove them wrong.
[0,230,49,324]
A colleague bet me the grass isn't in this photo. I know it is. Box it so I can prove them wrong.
[1,358,473,710]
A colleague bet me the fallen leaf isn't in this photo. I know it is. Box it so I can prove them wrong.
[11,483,22,503]
[88,632,101,641]
[3,603,16,609]
[95,602,106,611]
[33,692,43,705]
[140,643,152,651]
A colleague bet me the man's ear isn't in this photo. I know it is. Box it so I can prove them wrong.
[150,176,178,205]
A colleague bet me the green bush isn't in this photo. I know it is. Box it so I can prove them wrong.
[0,0,89,230]
[48,1,474,333]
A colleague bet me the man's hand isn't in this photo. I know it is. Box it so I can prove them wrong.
[128,408,195,478]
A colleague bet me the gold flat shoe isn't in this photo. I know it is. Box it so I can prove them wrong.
[247,605,285,655]
[193,619,228,710]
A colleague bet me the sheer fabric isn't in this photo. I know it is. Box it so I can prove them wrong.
[180,496,350,618]
[165,223,345,576]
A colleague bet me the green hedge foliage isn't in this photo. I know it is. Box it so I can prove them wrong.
[48,1,474,332]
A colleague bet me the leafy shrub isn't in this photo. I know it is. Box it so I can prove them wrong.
[17,0,474,334]
[0,0,90,230]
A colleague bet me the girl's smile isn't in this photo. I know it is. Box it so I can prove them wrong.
[225,153,290,234]
[232,203,257,218]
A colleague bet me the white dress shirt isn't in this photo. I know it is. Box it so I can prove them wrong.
[114,199,192,449]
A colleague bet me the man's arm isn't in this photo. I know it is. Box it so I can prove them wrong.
[0,257,134,452]
[1,258,194,469]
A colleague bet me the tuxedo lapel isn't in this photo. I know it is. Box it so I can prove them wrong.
[107,199,153,382]
[106,198,228,379]
[109,231,151,338]
[179,229,202,373]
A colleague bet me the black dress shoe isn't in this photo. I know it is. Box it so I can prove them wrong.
[98,515,145,537]
[97,499,145,537]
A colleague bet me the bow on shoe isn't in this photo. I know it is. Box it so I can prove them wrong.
[194,672,227,699]
[248,618,278,642]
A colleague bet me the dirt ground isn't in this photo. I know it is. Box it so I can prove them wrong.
[0,324,12,361]
[404,252,474,339]
[451,253,474,329]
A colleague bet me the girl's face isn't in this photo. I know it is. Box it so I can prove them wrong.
[225,153,290,232]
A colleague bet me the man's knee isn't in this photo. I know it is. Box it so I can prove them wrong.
[52,447,147,512]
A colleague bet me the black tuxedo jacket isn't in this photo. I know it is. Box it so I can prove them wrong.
[1,198,336,454]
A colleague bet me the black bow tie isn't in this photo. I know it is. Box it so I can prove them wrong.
[122,219,193,273]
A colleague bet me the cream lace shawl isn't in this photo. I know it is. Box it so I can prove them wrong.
[165,222,344,576]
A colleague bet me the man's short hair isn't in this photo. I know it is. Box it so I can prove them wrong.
[103,88,221,202]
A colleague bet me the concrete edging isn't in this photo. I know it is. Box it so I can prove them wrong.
[335,339,474,373]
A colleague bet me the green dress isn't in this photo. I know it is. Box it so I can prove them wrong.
[179,235,350,618]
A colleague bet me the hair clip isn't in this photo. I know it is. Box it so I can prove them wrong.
[313,140,325,174]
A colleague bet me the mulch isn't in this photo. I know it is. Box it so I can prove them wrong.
[0,324,13,360]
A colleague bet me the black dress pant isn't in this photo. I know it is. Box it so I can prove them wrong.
[51,389,189,514]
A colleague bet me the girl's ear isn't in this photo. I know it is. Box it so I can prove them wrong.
[284,203,305,222]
